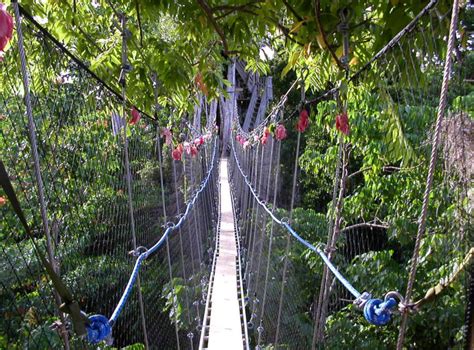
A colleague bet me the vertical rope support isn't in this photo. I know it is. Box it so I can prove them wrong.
[249,142,267,302]
[11,2,71,348]
[181,158,198,348]
[153,77,181,350]
[257,139,279,347]
[465,266,474,350]
[396,1,460,348]
[313,12,351,346]
[245,145,260,289]
[119,13,149,350]
[190,162,203,265]
[275,130,301,347]
[255,143,281,349]
[315,142,349,343]
[172,161,193,336]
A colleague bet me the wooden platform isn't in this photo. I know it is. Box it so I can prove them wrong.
[206,159,244,350]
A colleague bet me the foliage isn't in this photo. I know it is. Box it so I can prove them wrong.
[2,0,468,117]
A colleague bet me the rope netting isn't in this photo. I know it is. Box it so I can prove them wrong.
[0,5,219,349]
[229,1,472,349]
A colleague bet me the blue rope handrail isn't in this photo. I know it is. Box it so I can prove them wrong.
[86,138,218,344]
[230,136,401,326]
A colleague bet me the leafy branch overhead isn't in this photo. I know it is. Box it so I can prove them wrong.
[8,0,463,116]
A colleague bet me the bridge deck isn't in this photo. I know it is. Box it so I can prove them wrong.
[206,159,244,350]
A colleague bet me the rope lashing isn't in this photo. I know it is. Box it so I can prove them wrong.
[402,248,474,312]
[396,0,461,347]
[231,136,405,326]
[118,12,149,348]
[86,315,112,344]
[363,298,397,326]
[80,138,217,344]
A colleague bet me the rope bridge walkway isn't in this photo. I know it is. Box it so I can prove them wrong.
[0,1,472,349]
[199,158,248,350]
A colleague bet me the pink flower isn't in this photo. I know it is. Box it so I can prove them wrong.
[243,140,250,149]
[0,4,13,53]
[161,127,172,145]
[190,145,199,157]
[172,144,183,161]
[296,109,310,133]
[129,107,141,125]
[335,112,350,135]
[275,124,287,141]
[183,141,191,155]
[194,136,205,146]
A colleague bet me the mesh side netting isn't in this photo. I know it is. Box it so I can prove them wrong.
[229,3,471,349]
[0,11,218,350]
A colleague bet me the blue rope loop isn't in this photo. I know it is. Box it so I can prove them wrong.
[231,133,408,327]
[86,314,112,344]
[82,137,218,343]
[363,298,397,326]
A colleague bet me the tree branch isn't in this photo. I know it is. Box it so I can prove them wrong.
[215,7,258,20]
[281,0,303,22]
[347,166,371,179]
[340,222,390,234]
[313,0,344,70]
[135,0,144,47]
[212,1,263,12]
[196,0,231,55]
[266,16,305,46]
[348,164,422,179]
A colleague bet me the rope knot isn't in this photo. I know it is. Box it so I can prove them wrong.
[165,221,176,229]
[363,297,397,326]
[280,217,290,225]
[353,291,371,309]
[86,315,112,344]
[324,245,337,255]
[128,246,148,257]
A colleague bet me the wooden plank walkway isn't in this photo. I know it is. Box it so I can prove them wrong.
[206,159,244,350]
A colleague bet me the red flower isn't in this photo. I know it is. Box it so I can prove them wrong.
[236,134,246,145]
[261,127,271,145]
[0,4,13,53]
[195,73,208,96]
[0,196,6,206]
[296,109,310,133]
[335,112,350,135]
[129,107,141,125]
[275,124,287,141]
[172,145,183,161]
[161,127,172,145]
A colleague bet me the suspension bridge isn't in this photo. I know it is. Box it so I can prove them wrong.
[0,0,472,349]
